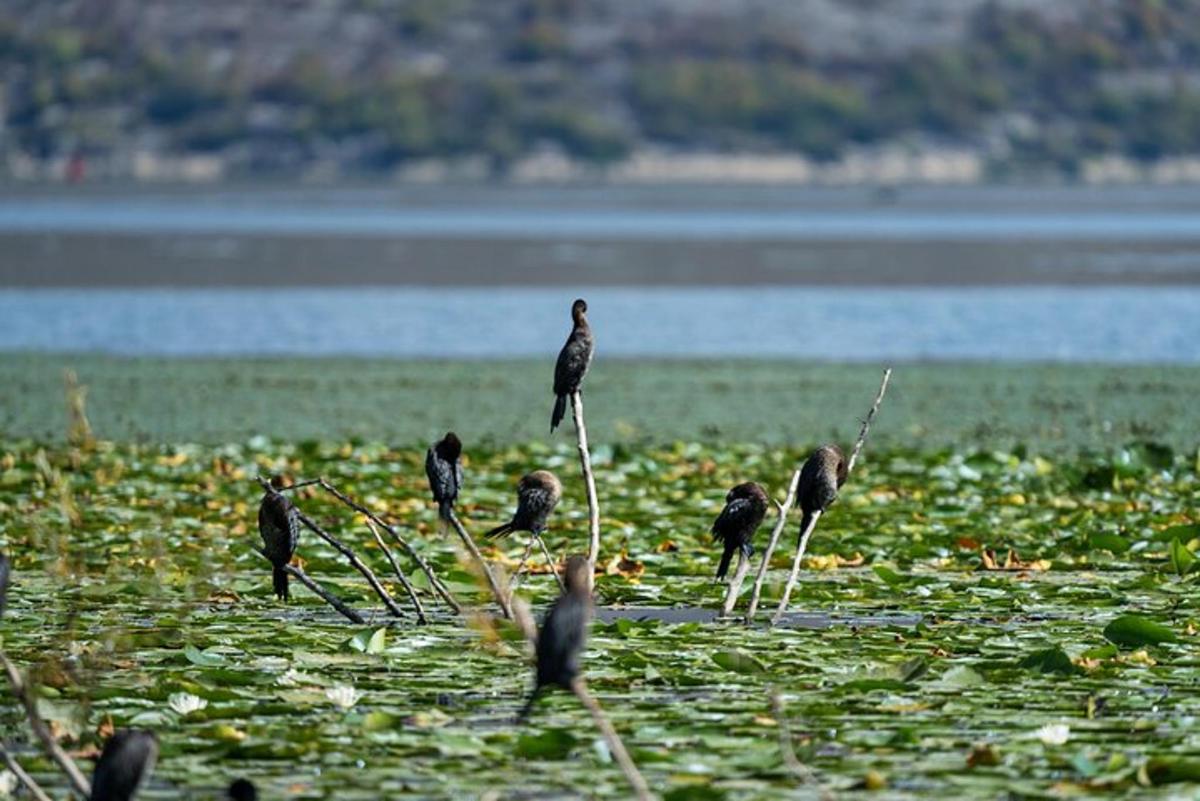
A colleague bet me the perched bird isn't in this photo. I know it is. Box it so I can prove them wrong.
[550,298,595,432]
[797,444,848,536]
[90,729,158,801]
[519,554,593,720]
[711,482,769,580]
[425,431,464,522]
[227,778,257,801]
[0,552,9,619]
[486,471,562,540]
[258,477,301,601]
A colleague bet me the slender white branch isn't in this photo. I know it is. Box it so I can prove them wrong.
[571,392,602,583]
[253,549,365,624]
[0,653,91,798]
[719,550,752,617]
[571,678,655,801]
[363,517,427,623]
[770,510,821,626]
[743,471,802,623]
[507,537,537,605]
[536,537,566,593]
[768,689,831,799]
[847,368,892,476]
[448,511,513,619]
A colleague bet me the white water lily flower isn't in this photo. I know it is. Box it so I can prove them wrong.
[1035,723,1070,746]
[0,769,18,797]
[326,685,364,710]
[168,692,208,716]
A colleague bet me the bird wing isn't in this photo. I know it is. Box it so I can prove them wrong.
[553,332,593,395]
[711,497,755,544]
[425,448,456,503]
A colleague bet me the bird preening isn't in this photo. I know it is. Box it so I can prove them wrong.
[89,729,158,801]
[257,476,301,601]
[550,298,594,433]
[425,431,464,522]
[519,554,593,721]
[797,444,848,538]
[485,470,562,541]
[711,482,769,581]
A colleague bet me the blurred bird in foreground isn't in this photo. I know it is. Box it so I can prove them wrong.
[550,298,595,432]
[0,552,9,619]
[711,482,769,581]
[798,444,848,536]
[519,555,593,721]
[425,431,464,523]
[258,475,301,601]
[90,729,158,801]
[227,778,257,801]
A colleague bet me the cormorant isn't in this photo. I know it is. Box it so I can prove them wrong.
[227,778,257,801]
[550,298,594,432]
[90,729,158,801]
[258,476,301,601]
[424,431,464,522]
[0,552,8,619]
[485,471,562,540]
[798,445,848,536]
[711,482,769,580]
[519,554,592,720]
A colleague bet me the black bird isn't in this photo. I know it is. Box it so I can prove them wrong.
[258,477,301,601]
[0,552,9,619]
[425,431,464,522]
[711,482,769,580]
[550,298,595,432]
[519,554,593,720]
[485,471,562,540]
[798,444,848,536]
[90,729,158,801]
[227,778,257,801]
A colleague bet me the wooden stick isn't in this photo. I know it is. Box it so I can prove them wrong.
[571,678,655,801]
[768,689,830,799]
[290,507,406,619]
[1,746,54,801]
[0,653,91,798]
[571,392,602,582]
[316,479,462,614]
[363,517,427,624]
[769,368,892,626]
[719,549,752,617]
[253,549,365,624]
[448,510,513,619]
[743,471,802,623]
[507,537,537,604]
[536,537,567,593]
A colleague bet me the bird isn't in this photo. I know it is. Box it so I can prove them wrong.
[550,298,595,432]
[425,431,464,522]
[519,554,593,721]
[90,729,158,801]
[258,476,301,601]
[710,482,769,580]
[797,444,848,536]
[227,778,257,801]
[485,471,562,540]
[0,552,8,620]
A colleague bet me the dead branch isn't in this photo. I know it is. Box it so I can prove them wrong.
[571,392,602,583]
[719,549,752,617]
[768,689,830,799]
[363,517,426,624]
[448,510,513,619]
[0,746,53,801]
[536,537,566,593]
[0,653,91,798]
[742,471,802,623]
[252,549,365,624]
[571,678,655,801]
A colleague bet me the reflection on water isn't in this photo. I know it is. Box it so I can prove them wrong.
[1,286,1196,362]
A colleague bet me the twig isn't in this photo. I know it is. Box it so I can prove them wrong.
[263,477,323,491]
[769,368,892,626]
[571,392,602,583]
[448,511,513,619]
[768,689,830,798]
[507,537,537,605]
[743,472,802,623]
[1,746,54,801]
[536,537,567,593]
[719,549,752,617]
[316,479,462,614]
[363,518,426,624]
[0,653,91,798]
[571,678,655,801]
[253,550,365,624]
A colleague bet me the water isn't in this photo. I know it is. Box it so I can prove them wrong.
[1,286,1196,362]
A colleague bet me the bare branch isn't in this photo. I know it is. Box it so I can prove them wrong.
[448,511,513,619]
[768,689,830,799]
[719,549,752,617]
[571,678,655,801]
[363,518,426,624]
[252,549,364,624]
[0,653,91,798]
[846,368,893,476]
[507,537,537,606]
[571,392,602,584]
[1,745,54,801]
[535,537,566,594]
[292,507,406,619]
[742,469,802,623]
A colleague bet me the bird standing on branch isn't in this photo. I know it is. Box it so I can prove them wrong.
[486,471,562,541]
[551,298,594,432]
[798,445,848,537]
[90,730,158,801]
[425,431,464,522]
[258,476,301,601]
[711,482,769,581]
[520,554,593,720]
[0,552,9,619]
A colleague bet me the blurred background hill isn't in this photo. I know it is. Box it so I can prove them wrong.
[3,0,1200,183]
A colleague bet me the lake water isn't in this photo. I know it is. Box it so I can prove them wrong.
[1,286,1196,362]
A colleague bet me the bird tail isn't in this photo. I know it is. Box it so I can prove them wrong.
[438,499,453,522]
[272,566,289,601]
[517,687,542,723]
[715,548,734,581]
[798,512,814,543]
[550,394,567,432]
[486,521,515,540]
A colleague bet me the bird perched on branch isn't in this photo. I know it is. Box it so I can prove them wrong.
[486,471,562,540]
[258,476,301,601]
[90,729,158,801]
[0,552,9,619]
[425,431,464,522]
[551,298,595,432]
[798,444,848,535]
[520,554,593,720]
[711,482,769,580]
